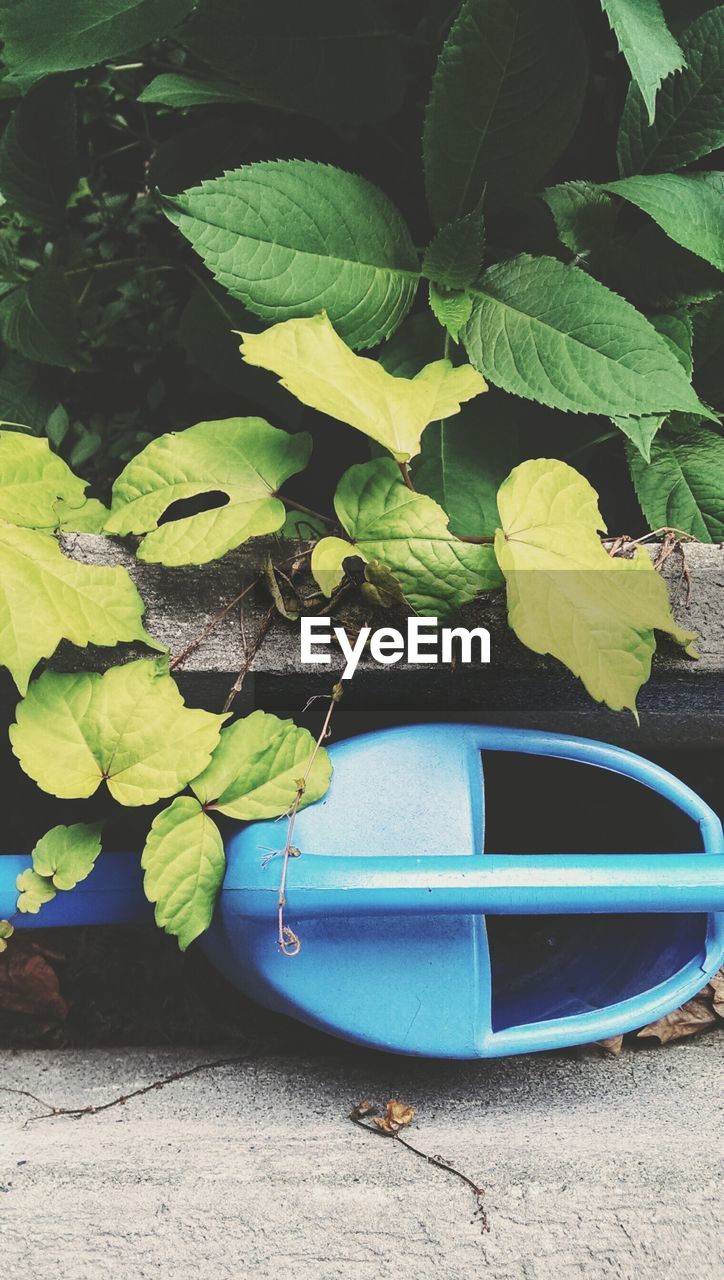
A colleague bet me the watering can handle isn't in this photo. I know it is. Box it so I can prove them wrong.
[233,851,724,920]
[463,726,724,848]
[0,853,151,929]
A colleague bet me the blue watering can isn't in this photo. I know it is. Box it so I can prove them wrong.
[3,725,723,1058]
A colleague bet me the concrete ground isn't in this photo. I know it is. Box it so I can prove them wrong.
[1,1033,722,1280]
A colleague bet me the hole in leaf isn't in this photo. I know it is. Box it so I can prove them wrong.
[157,491,230,525]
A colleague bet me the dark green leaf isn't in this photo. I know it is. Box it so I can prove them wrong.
[180,0,405,128]
[164,161,419,350]
[422,207,485,289]
[627,416,724,540]
[0,266,82,368]
[423,0,588,224]
[0,76,79,226]
[0,353,56,432]
[413,389,519,538]
[617,6,724,174]
[599,0,684,124]
[178,282,302,429]
[0,0,196,77]
[138,73,248,108]
[541,181,619,259]
[596,220,724,309]
[693,294,724,409]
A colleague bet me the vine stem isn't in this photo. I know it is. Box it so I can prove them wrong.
[399,461,415,491]
[349,1114,489,1232]
[282,496,335,526]
[1,1056,252,1127]
[276,683,342,955]
[170,575,261,670]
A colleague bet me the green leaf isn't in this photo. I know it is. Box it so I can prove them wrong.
[414,390,520,539]
[463,254,715,419]
[650,309,694,378]
[0,432,88,528]
[617,6,724,175]
[333,458,501,617]
[238,313,486,462]
[0,266,82,368]
[423,0,588,224]
[610,309,693,461]
[164,161,419,350]
[31,821,102,890]
[106,417,311,565]
[138,73,248,108]
[693,294,724,409]
[311,535,359,596]
[0,920,14,952]
[0,354,56,433]
[0,524,161,693]
[0,0,196,76]
[599,0,684,124]
[179,0,405,128]
[627,417,724,540]
[15,867,56,914]
[0,76,79,226]
[428,285,474,343]
[141,797,225,951]
[494,458,697,715]
[191,709,331,820]
[603,173,724,272]
[10,658,226,804]
[422,208,486,289]
[541,181,619,259]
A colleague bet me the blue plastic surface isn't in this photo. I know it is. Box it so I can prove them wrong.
[4,725,724,1058]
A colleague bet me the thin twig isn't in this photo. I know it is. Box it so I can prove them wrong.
[349,1115,489,1232]
[222,604,276,713]
[275,683,342,955]
[2,1055,252,1127]
[170,575,261,670]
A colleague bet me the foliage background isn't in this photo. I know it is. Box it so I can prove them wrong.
[0,0,720,530]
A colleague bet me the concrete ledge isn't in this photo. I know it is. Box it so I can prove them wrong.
[37,534,723,747]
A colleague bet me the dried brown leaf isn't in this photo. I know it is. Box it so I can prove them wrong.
[0,935,68,1023]
[373,1098,416,1134]
[708,969,724,1018]
[349,1099,377,1121]
[594,1035,624,1057]
[637,987,717,1044]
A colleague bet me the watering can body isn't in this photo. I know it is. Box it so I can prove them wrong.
[4,724,724,1058]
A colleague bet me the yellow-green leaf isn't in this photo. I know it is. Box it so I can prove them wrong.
[191,709,331,821]
[238,312,487,461]
[141,797,225,951]
[0,522,162,694]
[106,417,311,566]
[494,458,697,715]
[311,535,360,597]
[10,657,227,805]
[16,867,56,914]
